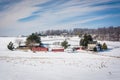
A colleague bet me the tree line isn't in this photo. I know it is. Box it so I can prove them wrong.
[38,26,120,41]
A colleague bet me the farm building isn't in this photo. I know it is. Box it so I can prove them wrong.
[87,41,97,51]
[32,47,48,52]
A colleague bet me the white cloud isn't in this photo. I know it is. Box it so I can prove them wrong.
[0,0,49,27]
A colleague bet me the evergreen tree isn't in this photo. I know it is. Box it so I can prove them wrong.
[61,40,68,49]
[80,39,84,46]
[83,34,88,47]
[80,34,93,48]
[7,42,14,51]
[26,33,41,47]
[87,35,93,41]
[102,43,108,50]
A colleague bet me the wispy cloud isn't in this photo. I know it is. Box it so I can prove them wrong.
[18,15,39,22]
[0,0,22,11]
[0,0,120,36]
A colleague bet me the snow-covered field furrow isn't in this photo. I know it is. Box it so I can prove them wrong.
[0,54,119,80]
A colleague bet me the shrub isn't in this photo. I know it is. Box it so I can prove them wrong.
[7,42,14,51]
[93,47,97,52]
[97,43,102,51]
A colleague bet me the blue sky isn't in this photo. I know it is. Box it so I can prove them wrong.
[0,0,120,36]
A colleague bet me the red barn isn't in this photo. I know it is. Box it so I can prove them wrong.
[52,48,64,52]
[32,47,48,52]
[74,47,80,50]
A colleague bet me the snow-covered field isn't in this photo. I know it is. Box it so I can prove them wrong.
[0,36,120,80]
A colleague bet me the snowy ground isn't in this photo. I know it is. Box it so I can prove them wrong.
[0,36,120,80]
